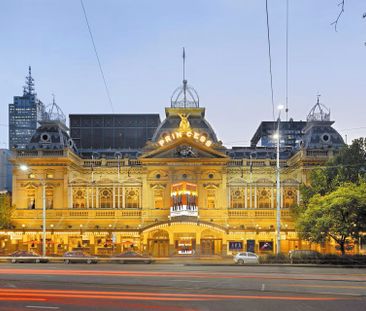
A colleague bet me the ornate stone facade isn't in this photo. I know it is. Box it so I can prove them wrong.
[3,97,356,257]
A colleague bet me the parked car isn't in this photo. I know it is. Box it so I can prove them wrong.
[233,252,259,265]
[63,251,98,264]
[9,250,48,263]
[113,251,154,264]
[288,250,322,264]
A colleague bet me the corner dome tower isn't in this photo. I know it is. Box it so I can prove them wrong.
[301,95,344,150]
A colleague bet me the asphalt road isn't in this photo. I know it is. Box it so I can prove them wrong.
[0,263,365,311]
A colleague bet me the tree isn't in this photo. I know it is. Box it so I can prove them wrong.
[300,138,366,204]
[296,183,366,255]
[0,192,13,229]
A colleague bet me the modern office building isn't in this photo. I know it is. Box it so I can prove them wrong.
[4,77,353,257]
[69,114,161,158]
[8,67,46,149]
[0,149,12,191]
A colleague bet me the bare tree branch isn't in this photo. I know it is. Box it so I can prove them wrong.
[331,0,345,32]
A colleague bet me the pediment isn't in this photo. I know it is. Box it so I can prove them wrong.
[140,137,228,160]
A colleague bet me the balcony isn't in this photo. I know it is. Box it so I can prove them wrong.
[170,205,198,218]
[12,209,142,220]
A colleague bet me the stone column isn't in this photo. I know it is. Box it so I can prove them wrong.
[96,187,99,208]
[122,187,126,208]
[86,187,89,208]
[244,185,248,209]
[254,185,257,209]
[68,186,73,209]
[113,186,116,208]
[271,187,274,209]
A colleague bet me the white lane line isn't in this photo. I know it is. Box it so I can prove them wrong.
[170,279,208,283]
[25,307,59,310]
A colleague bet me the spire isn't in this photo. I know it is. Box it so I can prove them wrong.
[182,47,187,106]
[170,48,199,108]
[316,93,321,104]
[23,66,35,96]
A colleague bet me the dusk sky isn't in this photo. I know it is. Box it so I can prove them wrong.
[0,0,365,148]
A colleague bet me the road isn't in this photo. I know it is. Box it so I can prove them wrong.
[0,263,365,311]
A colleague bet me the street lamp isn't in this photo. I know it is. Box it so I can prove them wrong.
[20,164,47,257]
[273,105,284,255]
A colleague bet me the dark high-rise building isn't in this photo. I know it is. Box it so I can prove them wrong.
[69,114,161,157]
[0,149,12,191]
[250,120,306,148]
[8,67,46,149]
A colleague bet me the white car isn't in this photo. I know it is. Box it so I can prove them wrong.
[233,252,259,264]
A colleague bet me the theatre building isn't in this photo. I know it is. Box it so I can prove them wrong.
[4,79,351,257]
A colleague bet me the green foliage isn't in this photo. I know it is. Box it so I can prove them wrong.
[302,138,366,199]
[295,138,366,254]
[0,192,13,229]
[296,183,366,254]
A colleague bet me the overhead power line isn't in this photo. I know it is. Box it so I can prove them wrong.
[80,0,115,112]
[265,0,275,121]
[285,0,289,121]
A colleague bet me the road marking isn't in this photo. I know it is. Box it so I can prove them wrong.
[285,284,366,289]
[170,280,208,283]
[25,306,59,309]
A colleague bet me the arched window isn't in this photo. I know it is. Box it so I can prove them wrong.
[46,187,54,209]
[100,188,113,208]
[154,189,164,209]
[231,188,244,208]
[284,188,297,208]
[207,189,216,208]
[125,188,139,208]
[27,188,36,209]
[257,188,271,209]
[73,189,86,209]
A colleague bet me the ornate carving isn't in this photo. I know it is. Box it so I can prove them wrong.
[178,113,191,132]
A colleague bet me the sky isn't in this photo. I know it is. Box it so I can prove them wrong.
[0,0,365,149]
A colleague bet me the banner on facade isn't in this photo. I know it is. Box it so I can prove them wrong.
[259,241,273,251]
[246,239,255,253]
[229,241,243,251]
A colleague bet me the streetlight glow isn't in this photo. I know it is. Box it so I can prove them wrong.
[277,104,284,110]
[20,164,29,171]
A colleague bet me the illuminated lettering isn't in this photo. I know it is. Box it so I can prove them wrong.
[205,140,212,147]
[158,130,213,148]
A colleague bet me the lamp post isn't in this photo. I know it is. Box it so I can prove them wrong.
[20,164,47,257]
[274,105,284,255]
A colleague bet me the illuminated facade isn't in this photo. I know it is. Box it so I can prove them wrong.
[4,80,358,257]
